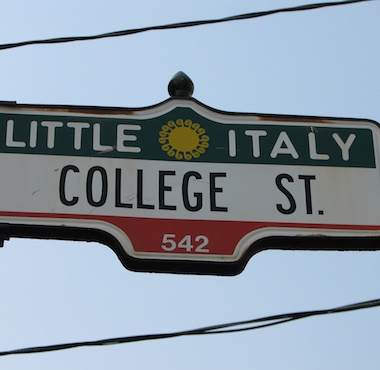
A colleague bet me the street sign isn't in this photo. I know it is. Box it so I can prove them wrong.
[1,74,380,275]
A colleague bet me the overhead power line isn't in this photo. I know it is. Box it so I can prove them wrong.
[0,297,379,357]
[0,0,375,51]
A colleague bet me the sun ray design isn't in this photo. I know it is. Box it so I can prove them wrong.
[158,119,209,160]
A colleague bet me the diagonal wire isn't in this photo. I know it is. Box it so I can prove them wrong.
[0,0,375,51]
[0,298,379,357]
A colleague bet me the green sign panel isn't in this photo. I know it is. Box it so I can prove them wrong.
[1,108,375,168]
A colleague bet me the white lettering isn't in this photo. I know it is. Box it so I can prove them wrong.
[93,123,113,152]
[6,120,26,148]
[228,130,236,157]
[117,124,141,153]
[29,120,38,148]
[67,122,90,150]
[245,130,267,158]
[308,132,329,160]
[41,121,64,149]
[332,133,356,161]
[270,131,299,159]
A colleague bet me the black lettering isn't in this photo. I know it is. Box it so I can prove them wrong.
[210,173,228,212]
[115,168,132,208]
[159,171,176,210]
[299,175,316,215]
[137,169,154,209]
[59,165,79,206]
[86,166,108,207]
[182,171,202,212]
[276,174,296,214]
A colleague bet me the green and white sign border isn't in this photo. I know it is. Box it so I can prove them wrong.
[0,98,379,275]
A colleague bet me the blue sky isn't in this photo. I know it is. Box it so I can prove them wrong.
[0,1,379,369]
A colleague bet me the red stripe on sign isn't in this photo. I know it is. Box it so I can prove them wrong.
[1,211,380,256]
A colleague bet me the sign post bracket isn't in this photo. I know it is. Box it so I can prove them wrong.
[0,224,10,247]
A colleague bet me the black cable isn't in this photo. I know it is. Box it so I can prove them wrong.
[0,298,379,357]
[0,0,375,51]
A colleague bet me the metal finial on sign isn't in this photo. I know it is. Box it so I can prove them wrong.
[168,71,194,98]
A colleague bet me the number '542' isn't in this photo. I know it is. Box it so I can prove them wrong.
[161,234,209,253]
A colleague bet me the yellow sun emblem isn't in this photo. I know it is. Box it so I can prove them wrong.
[158,119,209,160]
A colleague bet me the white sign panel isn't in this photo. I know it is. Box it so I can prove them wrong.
[0,99,379,274]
